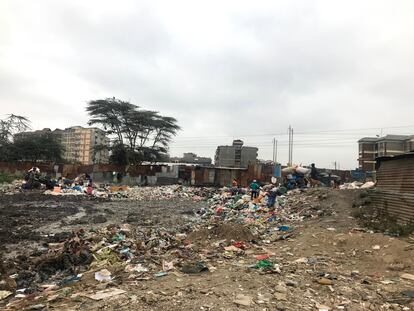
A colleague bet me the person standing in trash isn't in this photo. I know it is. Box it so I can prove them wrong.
[310,163,321,187]
[267,187,278,209]
[249,179,260,200]
[117,172,123,183]
[231,179,238,195]
[85,173,92,185]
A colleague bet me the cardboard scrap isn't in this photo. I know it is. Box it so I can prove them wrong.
[85,288,126,301]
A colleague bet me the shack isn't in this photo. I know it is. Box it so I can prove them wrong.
[370,152,414,223]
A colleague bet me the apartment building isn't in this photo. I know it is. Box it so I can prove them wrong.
[16,126,109,164]
[215,140,258,168]
[358,135,414,171]
[55,126,109,165]
[170,152,212,165]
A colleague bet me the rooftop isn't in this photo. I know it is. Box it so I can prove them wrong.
[358,137,379,142]
[359,134,413,143]
[378,134,413,141]
[377,152,414,163]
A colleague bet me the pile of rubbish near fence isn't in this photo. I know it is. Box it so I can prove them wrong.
[0,180,22,195]
[339,181,375,190]
[281,165,311,189]
[43,184,218,201]
[0,185,334,309]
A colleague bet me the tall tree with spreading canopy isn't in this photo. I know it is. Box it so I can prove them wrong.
[0,114,31,161]
[86,97,180,165]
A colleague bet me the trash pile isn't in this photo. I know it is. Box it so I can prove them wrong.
[282,165,311,189]
[340,181,375,190]
[0,180,22,195]
[0,185,336,308]
[114,185,217,201]
[44,181,218,201]
[282,165,311,176]
[198,187,330,225]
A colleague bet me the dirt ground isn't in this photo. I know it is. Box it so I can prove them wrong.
[1,189,414,310]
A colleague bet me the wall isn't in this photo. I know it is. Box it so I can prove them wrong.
[215,146,236,167]
[0,161,275,187]
[370,155,414,223]
[358,142,376,171]
[0,161,357,188]
[241,147,258,168]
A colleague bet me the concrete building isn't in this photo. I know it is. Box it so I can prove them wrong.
[358,135,414,171]
[215,140,258,168]
[55,126,109,165]
[16,126,110,165]
[170,152,212,165]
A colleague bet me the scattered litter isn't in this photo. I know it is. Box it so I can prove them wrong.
[95,269,112,282]
[278,226,290,232]
[125,264,148,273]
[233,294,253,307]
[154,272,168,278]
[256,254,270,260]
[317,278,334,285]
[181,262,209,274]
[0,290,12,300]
[162,260,174,272]
[401,273,414,281]
[402,290,414,298]
[85,288,126,301]
[316,303,331,311]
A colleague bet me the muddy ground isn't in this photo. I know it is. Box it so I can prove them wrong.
[0,192,204,259]
[1,189,414,310]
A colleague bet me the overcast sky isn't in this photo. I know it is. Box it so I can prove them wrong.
[1,0,414,169]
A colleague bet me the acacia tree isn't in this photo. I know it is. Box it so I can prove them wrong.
[87,98,180,165]
[0,114,31,161]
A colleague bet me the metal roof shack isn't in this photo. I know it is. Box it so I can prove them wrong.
[370,152,414,223]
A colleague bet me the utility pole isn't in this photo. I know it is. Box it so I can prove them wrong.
[275,139,278,163]
[291,127,293,165]
[272,138,278,163]
[288,126,291,166]
[334,161,337,170]
[288,126,293,165]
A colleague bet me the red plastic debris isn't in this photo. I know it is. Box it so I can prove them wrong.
[256,254,270,260]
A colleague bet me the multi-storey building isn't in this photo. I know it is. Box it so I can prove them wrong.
[55,126,109,164]
[358,135,414,171]
[170,153,212,165]
[215,140,258,168]
[15,126,109,164]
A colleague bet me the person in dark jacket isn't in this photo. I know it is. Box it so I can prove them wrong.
[310,163,321,187]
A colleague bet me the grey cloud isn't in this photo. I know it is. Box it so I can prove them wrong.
[1,0,414,169]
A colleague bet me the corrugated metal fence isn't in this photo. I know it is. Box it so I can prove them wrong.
[370,154,414,223]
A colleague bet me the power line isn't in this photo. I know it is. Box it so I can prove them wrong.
[172,124,414,140]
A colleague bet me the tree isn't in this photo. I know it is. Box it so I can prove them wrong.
[12,132,64,163]
[86,98,180,165]
[0,114,31,161]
